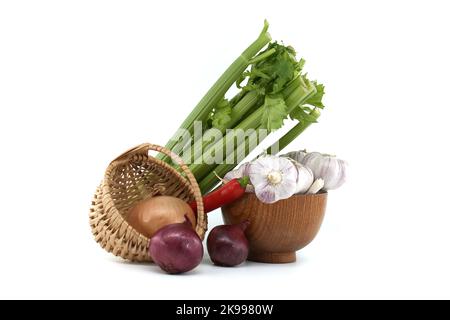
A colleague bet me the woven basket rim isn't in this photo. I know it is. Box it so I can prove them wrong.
[90,143,207,262]
[103,153,207,237]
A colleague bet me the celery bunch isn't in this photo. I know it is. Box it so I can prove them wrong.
[159,21,325,193]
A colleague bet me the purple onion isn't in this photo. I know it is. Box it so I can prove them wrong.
[149,218,203,274]
[207,221,250,267]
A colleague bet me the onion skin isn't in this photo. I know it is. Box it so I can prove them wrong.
[126,196,196,238]
[149,219,203,274]
[207,221,250,267]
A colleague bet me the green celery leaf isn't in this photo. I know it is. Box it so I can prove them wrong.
[261,94,288,132]
[237,42,301,95]
[305,82,325,108]
[298,58,305,70]
[272,57,295,92]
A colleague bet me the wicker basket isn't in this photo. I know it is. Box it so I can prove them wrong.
[89,143,206,262]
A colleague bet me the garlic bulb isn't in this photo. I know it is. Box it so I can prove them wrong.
[290,160,314,194]
[223,162,254,192]
[282,150,308,164]
[301,152,347,190]
[248,155,297,203]
[223,162,249,181]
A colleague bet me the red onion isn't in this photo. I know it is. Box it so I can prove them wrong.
[149,217,203,274]
[207,221,250,267]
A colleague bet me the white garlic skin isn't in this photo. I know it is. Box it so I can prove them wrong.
[301,152,347,190]
[223,163,248,181]
[223,162,254,192]
[290,160,314,194]
[248,155,297,203]
[306,178,325,194]
[283,150,308,164]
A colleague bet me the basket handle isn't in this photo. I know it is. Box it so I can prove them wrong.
[112,143,152,162]
[112,143,204,217]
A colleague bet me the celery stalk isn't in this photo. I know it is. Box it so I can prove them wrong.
[186,64,305,166]
[199,134,256,193]
[266,108,321,154]
[158,21,271,161]
[189,76,304,168]
[199,109,321,192]
[190,80,317,181]
[182,90,260,164]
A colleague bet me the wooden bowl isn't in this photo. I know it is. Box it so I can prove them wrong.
[221,192,327,263]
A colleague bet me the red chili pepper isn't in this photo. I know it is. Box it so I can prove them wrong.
[189,176,249,214]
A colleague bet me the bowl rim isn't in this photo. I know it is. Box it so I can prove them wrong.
[243,190,328,200]
[291,190,328,198]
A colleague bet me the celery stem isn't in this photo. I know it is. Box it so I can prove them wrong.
[158,21,271,162]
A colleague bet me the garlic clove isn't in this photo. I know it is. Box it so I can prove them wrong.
[306,178,324,194]
[290,160,314,194]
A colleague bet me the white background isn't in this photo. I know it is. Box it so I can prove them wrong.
[1,0,449,300]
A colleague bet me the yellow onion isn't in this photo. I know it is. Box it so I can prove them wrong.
[126,196,196,238]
